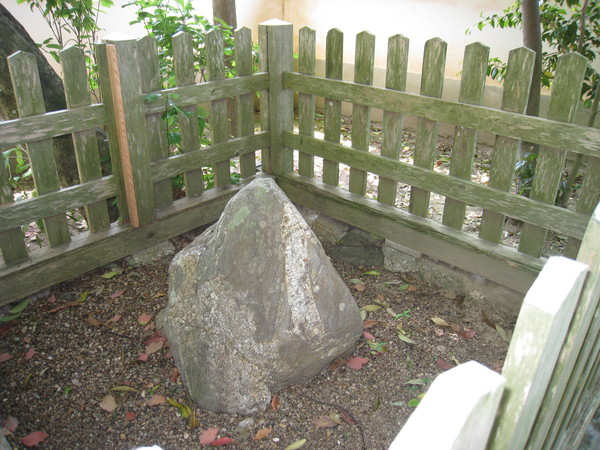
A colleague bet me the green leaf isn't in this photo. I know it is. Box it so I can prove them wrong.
[143,93,161,102]
[405,378,429,386]
[78,291,89,302]
[101,271,119,279]
[495,324,510,343]
[362,270,381,276]
[391,401,405,407]
[285,439,307,450]
[408,398,421,407]
[110,386,138,392]
[360,305,381,312]
[349,278,365,285]
[0,312,22,322]
[167,397,191,418]
[9,298,30,314]
[397,333,416,345]
[397,283,410,291]
[360,310,367,321]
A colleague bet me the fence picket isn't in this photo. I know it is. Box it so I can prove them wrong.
[138,36,173,210]
[349,31,375,196]
[409,38,447,217]
[298,26,316,178]
[0,163,28,264]
[206,29,231,188]
[442,42,489,229]
[377,34,409,206]
[234,27,256,179]
[173,32,205,196]
[518,53,587,257]
[488,256,588,450]
[61,46,110,232]
[322,28,343,186]
[8,51,71,247]
[479,47,535,243]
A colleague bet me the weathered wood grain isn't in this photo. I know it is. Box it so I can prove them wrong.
[297,26,316,178]
[323,28,343,186]
[409,38,446,217]
[442,42,489,229]
[0,157,28,264]
[8,51,71,248]
[283,132,589,239]
[378,34,408,206]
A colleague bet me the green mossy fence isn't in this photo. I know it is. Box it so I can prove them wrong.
[1,18,599,449]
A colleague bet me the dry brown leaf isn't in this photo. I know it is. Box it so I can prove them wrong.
[146,394,166,406]
[253,427,272,440]
[430,317,450,327]
[145,340,164,355]
[354,284,365,292]
[313,415,338,429]
[271,394,279,411]
[99,394,118,412]
[86,315,102,327]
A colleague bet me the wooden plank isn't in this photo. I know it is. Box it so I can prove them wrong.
[0,177,117,233]
[322,28,343,186]
[390,361,505,450]
[537,202,600,449]
[378,34,408,206]
[0,178,264,305]
[488,257,588,450]
[0,158,28,264]
[278,173,542,293]
[259,19,293,176]
[479,47,535,243]
[8,51,71,248]
[151,133,269,182]
[258,22,271,172]
[0,105,105,149]
[442,42,489,229]
[138,36,173,210]
[297,26,316,178]
[106,41,155,227]
[173,31,205,197]
[409,38,447,217]
[348,31,375,196]
[61,46,110,232]
[206,29,231,188]
[234,27,256,179]
[519,53,588,257]
[284,133,589,239]
[282,73,600,158]
[96,42,129,223]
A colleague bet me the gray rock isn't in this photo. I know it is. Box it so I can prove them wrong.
[330,228,384,266]
[126,240,175,266]
[159,178,362,415]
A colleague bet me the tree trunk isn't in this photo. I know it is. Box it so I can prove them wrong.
[0,3,79,187]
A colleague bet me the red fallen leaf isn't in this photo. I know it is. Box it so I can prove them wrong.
[170,368,180,382]
[47,294,56,303]
[108,315,122,323]
[271,394,279,411]
[199,428,219,445]
[0,353,13,363]
[22,431,48,447]
[109,290,125,299]
[138,353,149,362]
[125,411,136,421]
[363,320,378,329]
[144,336,166,345]
[4,415,18,432]
[146,394,166,406]
[436,357,452,370]
[211,437,234,446]
[340,410,357,425]
[24,348,35,361]
[138,313,152,325]
[459,329,477,339]
[346,356,369,370]
[23,336,31,343]
[362,331,375,340]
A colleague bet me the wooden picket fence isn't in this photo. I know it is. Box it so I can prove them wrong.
[0,19,599,448]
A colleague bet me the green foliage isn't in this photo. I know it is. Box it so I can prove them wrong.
[469,0,599,106]
[2,146,33,200]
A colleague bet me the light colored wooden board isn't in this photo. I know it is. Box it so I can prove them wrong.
[323,28,343,186]
[390,361,505,450]
[283,72,600,158]
[409,38,446,217]
[277,173,543,293]
[297,26,316,178]
[488,256,588,450]
[284,133,589,239]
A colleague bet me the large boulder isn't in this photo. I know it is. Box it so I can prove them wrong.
[158,178,363,415]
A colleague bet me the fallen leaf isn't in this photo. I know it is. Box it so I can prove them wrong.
[313,415,337,428]
[397,283,410,291]
[189,410,200,429]
[24,348,35,361]
[363,320,378,329]
[138,313,152,325]
[0,324,12,338]
[363,270,381,276]
[4,416,18,432]
[329,413,342,424]
[407,285,417,291]
[495,325,510,342]
[109,290,125,299]
[371,394,381,412]
[271,394,279,411]
[405,378,429,385]
[397,333,416,344]
[285,438,307,450]
[110,386,138,393]
[451,355,461,365]
[100,394,118,412]
[22,431,48,447]
[481,310,497,329]
[47,294,57,303]
[101,271,119,279]
[459,329,477,339]
[0,313,21,322]
[253,427,272,440]
[170,368,180,382]
[386,307,398,318]
[450,323,461,332]
[154,292,167,298]
[0,353,13,363]
[349,278,365,285]
[436,357,452,370]
[146,394,166,406]
[328,358,346,371]
[125,411,136,421]
[9,299,30,314]
[199,427,220,445]
[86,315,102,327]
[138,353,149,362]
[108,315,122,323]
[211,437,234,446]
[167,397,191,418]
[78,291,89,302]
[362,331,375,340]
[346,356,369,370]
[360,310,367,320]
[361,305,380,312]
[354,284,365,292]
[340,411,356,425]
[390,401,405,407]
[145,340,165,355]
[430,317,450,327]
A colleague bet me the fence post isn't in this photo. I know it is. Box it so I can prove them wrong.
[259,19,293,176]
[103,38,156,227]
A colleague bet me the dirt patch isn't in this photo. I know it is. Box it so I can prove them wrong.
[0,234,512,449]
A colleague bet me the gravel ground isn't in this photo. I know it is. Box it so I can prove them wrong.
[1,233,512,450]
